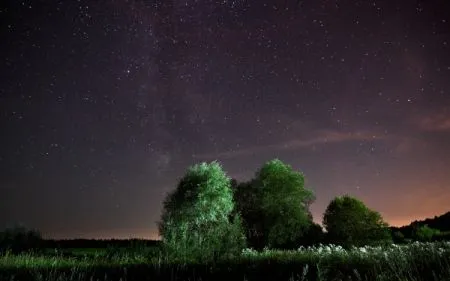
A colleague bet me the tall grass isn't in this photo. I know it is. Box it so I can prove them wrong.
[0,241,449,281]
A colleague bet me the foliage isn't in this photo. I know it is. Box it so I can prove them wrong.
[231,179,266,249]
[252,159,315,249]
[323,195,392,248]
[214,214,247,260]
[389,212,450,242]
[0,225,42,254]
[158,161,246,262]
[392,230,406,244]
[412,224,441,241]
[300,222,325,246]
[411,212,450,232]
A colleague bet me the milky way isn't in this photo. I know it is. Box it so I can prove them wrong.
[1,0,450,239]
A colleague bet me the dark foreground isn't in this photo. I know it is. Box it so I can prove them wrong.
[1,242,449,281]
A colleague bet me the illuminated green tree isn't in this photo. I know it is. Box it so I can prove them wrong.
[158,161,246,261]
[323,195,392,247]
[252,159,315,249]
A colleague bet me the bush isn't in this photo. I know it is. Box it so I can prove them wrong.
[0,225,42,254]
[436,231,450,241]
[413,225,441,241]
[392,231,406,244]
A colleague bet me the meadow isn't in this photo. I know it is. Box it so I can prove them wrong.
[1,241,449,281]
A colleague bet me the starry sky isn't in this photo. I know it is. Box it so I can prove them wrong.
[1,0,450,240]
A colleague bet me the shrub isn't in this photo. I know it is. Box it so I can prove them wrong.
[392,230,406,244]
[0,225,42,254]
[413,225,441,241]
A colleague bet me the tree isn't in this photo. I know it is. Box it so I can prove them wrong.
[323,195,392,247]
[158,161,246,262]
[253,159,315,249]
[232,179,266,249]
[412,224,441,242]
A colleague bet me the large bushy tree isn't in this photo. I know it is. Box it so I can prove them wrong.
[250,159,315,249]
[158,161,246,261]
[323,195,392,247]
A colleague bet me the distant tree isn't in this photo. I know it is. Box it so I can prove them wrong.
[158,161,246,262]
[387,212,450,243]
[0,225,42,254]
[412,224,441,242]
[323,195,392,247]
[252,159,315,249]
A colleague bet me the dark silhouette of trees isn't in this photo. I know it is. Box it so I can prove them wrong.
[412,224,441,241]
[391,230,406,244]
[231,179,267,249]
[301,222,325,246]
[390,211,450,242]
[0,225,42,254]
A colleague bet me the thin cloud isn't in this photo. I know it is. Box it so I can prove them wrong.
[390,136,427,155]
[417,112,450,132]
[193,129,387,160]
[383,111,450,155]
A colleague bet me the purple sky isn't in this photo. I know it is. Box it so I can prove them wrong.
[1,0,449,239]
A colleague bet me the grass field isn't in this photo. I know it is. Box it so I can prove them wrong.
[0,241,449,281]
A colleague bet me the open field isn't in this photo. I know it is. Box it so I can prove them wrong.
[1,241,449,281]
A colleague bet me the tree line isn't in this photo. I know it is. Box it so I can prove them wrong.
[158,159,393,261]
[1,159,448,257]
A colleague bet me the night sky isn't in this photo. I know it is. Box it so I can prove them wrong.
[1,0,450,240]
